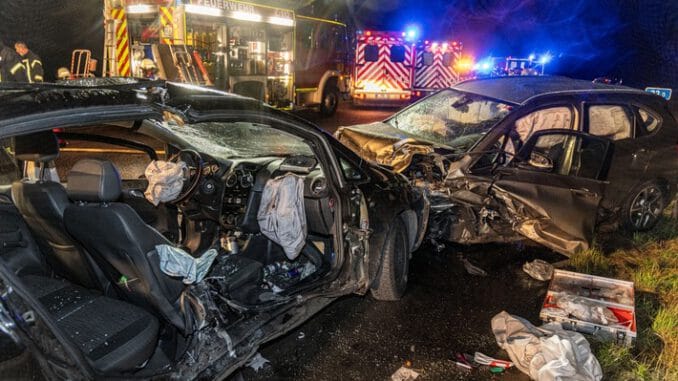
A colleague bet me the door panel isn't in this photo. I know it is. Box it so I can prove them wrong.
[491,130,613,256]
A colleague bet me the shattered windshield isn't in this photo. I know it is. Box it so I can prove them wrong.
[387,89,512,150]
[163,121,314,160]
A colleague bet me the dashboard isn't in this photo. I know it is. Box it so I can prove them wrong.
[182,154,334,236]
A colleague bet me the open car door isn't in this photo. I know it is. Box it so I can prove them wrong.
[490,129,613,256]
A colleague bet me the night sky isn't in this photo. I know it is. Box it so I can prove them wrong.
[0,0,675,88]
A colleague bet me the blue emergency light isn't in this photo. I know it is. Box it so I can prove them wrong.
[540,53,552,64]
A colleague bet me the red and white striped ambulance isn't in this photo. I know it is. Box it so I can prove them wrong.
[412,40,464,98]
[352,30,415,106]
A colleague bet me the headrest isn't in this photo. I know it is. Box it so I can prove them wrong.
[14,131,59,162]
[67,159,122,203]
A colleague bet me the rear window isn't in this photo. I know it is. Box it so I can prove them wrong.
[390,45,405,63]
[442,52,454,67]
[364,45,378,62]
[422,52,434,66]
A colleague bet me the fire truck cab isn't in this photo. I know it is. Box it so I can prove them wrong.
[352,30,415,107]
[412,40,463,98]
[103,0,349,114]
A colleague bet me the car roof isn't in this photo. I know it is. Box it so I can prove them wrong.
[452,76,652,105]
[0,80,265,123]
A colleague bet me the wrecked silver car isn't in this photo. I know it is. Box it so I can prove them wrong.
[0,81,427,379]
[337,76,678,256]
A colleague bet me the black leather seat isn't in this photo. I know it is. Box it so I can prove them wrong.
[11,132,100,288]
[63,159,195,335]
[22,274,159,373]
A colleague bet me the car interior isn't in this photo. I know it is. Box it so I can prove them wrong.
[0,121,340,375]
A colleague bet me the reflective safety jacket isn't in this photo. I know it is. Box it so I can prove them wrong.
[0,45,27,82]
[20,50,43,82]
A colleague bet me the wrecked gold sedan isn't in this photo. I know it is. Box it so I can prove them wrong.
[337,76,678,256]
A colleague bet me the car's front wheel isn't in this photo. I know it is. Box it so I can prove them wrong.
[370,218,410,301]
[623,180,667,231]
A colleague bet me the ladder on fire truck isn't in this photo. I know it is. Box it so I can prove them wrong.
[103,22,116,76]
[171,45,201,85]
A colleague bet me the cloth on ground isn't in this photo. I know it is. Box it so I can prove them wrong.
[491,311,602,381]
[553,292,619,326]
[257,173,307,260]
[523,259,554,281]
[144,160,187,206]
[157,244,218,284]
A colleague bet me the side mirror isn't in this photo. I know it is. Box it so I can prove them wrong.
[517,151,553,172]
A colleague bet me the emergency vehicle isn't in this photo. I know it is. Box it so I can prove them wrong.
[474,54,551,77]
[352,30,415,107]
[102,0,350,114]
[412,40,463,98]
[504,56,546,75]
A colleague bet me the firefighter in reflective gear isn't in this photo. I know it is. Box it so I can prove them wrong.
[0,42,27,82]
[14,41,43,82]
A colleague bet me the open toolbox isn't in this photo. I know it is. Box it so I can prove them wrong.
[540,269,636,346]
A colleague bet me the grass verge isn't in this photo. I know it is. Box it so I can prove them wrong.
[569,218,678,381]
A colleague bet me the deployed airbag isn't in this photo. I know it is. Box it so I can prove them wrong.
[257,174,307,260]
[144,160,187,206]
[157,244,218,284]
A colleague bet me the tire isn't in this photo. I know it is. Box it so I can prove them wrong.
[622,180,667,231]
[370,218,410,301]
[319,85,339,116]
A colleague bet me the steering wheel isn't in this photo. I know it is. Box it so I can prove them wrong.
[169,149,204,204]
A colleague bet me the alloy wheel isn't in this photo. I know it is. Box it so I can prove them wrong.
[629,185,664,230]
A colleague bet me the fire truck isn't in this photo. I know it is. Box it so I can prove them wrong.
[102,0,350,115]
[352,30,415,107]
[412,40,463,98]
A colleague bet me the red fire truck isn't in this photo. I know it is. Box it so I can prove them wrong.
[352,30,415,107]
[412,40,463,98]
[102,0,350,115]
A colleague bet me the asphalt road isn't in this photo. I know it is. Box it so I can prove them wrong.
[239,242,561,381]
[293,101,397,134]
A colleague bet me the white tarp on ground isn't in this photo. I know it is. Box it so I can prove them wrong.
[491,311,602,381]
[257,173,307,260]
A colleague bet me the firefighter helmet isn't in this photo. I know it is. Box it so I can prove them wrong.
[57,67,71,80]
[140,58,157,71]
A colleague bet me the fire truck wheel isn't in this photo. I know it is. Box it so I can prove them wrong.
[320,84,339,116]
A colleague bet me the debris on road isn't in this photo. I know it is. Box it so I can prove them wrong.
[522,259,554,281]
[246,353,270,372]
[473,352,513,369]
[459,255,487,276]
[297,331,305,340]
[453,361,473,371]
[492,311,603,381]
[391,366,420,381]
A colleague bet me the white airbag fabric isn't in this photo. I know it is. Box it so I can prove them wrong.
[144,160,187,206]
[491,311,602,381]
[257,174,307,260]
[156,244,218,284]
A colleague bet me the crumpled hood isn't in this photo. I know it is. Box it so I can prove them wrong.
[335,122,435,173]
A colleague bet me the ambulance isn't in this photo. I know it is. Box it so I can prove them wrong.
[352,30,415,107]
[102,0,350,114]
[412,40,464,98]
